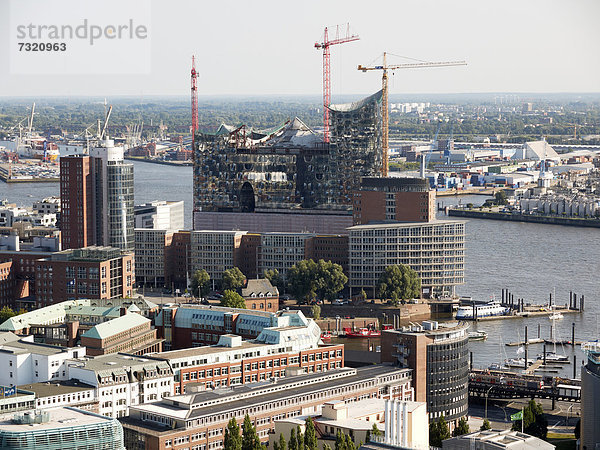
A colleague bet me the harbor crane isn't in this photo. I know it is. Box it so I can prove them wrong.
[358,53,467,176]
[315,24,359,143]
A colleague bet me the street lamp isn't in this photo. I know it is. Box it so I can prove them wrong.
[485,386,494,421]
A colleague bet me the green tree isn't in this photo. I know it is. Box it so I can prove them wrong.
[377,265,421,302]
[287,259,319,302]
[221,290,247,309]
[429,416,451,447]
[265,269,285,293]
[359,289,368,302]
[289,428,298,450]
[242,414,262,450]
[287,259,347,303]
[335,430,346,450]
[311,304,321,320]
[494,190,508,205]
[366,423,382,443]
[296,426,304,450]
[225,418,242,450]
[222,267,246,291]
[453,417,470,437]
[316,260,348,302]
[304,417,318,450]
[0,306,16,324]
[512,399,548,440]
[191,269,211,298]
[274,434,287,450]
[480,418,491,431]
[323,445,333,450]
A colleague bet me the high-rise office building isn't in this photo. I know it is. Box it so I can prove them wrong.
[60,140,134,252]
[60,155,94,249]
[90,140,134,252]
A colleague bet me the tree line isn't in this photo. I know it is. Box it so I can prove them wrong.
[190,260,422,307]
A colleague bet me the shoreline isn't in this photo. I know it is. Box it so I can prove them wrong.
[448,208,600,228]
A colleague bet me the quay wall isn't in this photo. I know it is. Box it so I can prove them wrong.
[448,208,600,228]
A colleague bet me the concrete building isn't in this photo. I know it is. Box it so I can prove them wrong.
[442,429,555,449]
[580,341,600,449]
[189,231,246,281]
[121,365,412,450]
[348,220,465,298]
[135,200,185,231]
[34,246,134,307]
[80,312,163,356]
[32,196,60,215]
[135,229,174,287]
[19,380,97,412]
[0,388,36,414]
[353,177,436,225]
[381,321,469,426]
[154,306,317,351]
[271,398,428,450]
[67,353,173,419]
[0,332,85,387]
[241,278,279,312]
[149,329,343,395]
[258,232,313,279]
[0,407,125,449]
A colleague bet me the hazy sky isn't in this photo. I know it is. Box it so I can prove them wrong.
[1,0,599,98]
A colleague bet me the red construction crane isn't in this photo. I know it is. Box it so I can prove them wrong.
[191,55,199,153]
[315,24,359,143]
[358,53,467,176]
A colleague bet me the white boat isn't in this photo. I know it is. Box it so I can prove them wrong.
[537,351,569,364]
[505,358,535,368]
[456,300,508,320]
[468,331,488,341]
[549,312,563,320]
[488,363,506,371]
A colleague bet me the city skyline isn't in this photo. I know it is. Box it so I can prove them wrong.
[0,0,599,98]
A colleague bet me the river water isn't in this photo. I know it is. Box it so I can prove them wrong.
[1,144,599,377]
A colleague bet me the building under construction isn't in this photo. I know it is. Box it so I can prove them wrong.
[193,91,383,232]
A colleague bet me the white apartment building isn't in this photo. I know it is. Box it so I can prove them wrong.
[134,228,173,286]
[134,200,184,231]
[33,196,61,214]
[348,220,465,298]
[189,231,246,280]
[0,332,85,387]
[67,353,173,418]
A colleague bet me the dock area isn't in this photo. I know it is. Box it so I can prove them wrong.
[0,161,59,183]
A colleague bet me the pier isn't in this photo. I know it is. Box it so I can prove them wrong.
[469,369,581,403]
[448,207,600,228]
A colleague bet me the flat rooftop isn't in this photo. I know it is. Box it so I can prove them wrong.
[18,380,95,398]
[347,219,464,230]
[0,407,114,432]
[151,340,268,361]
[131,365,410,423]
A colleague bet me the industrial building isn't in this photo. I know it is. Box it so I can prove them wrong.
[381,321,469,427]
[193,91,383,233]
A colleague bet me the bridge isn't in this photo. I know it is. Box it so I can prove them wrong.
[469,369,581,404]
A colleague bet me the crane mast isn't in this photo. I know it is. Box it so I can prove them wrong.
[191,55,199,154]
[358,53,467,176]
[315,24,359,143]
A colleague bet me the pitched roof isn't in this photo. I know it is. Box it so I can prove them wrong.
[242,279,279,298]
[82,313,149,340]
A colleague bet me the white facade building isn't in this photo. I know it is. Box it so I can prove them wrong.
[134,200,184,231]
[67,353,173,418]
[134,228,173,286]
[258,232,314,278]
[0,332,85,387]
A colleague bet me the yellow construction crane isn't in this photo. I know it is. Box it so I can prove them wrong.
[358,53,467,176]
